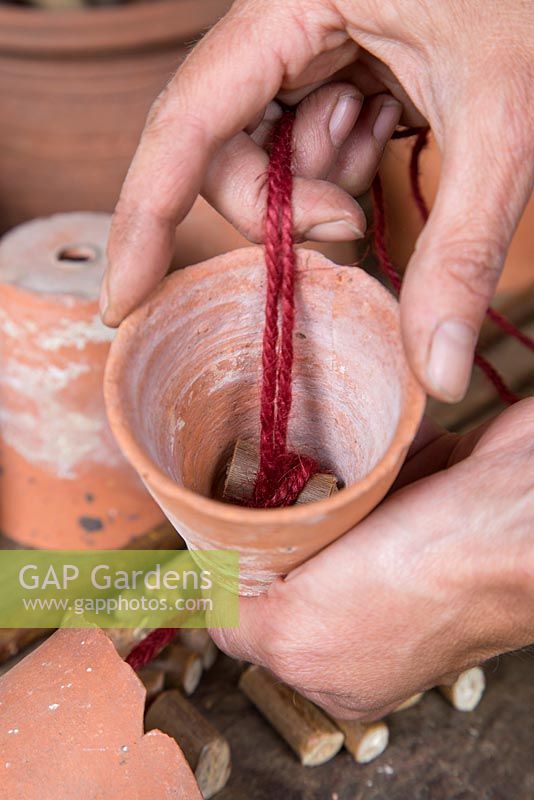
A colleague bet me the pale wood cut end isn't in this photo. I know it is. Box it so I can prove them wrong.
[439,667,485,711]
[223,439,338,506]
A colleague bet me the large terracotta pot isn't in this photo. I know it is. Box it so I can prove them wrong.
[382,136,534,294]
[0,0,232,232]
[0,212,164,548]
[0,0,357,270]
[0,627,202,799]
[105,247,425,595]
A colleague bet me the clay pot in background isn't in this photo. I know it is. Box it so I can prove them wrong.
[105,247,425,595]
[0,0,358,269]
[0,212,165,548]
[0,627,202,799]
[381,136,534,294]
[0,0,231,231]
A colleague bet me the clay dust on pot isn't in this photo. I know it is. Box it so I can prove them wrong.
[105,247,425,595]
[0,212,164,548]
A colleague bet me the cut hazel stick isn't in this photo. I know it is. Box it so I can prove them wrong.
[239,665,344,767]
[438,667,486,712]
[138,667,165,704]
[393,692,425,713]
[180,629,218,670]
[333,718,389,764]
[145,689,231,800]
[151,643,204,696]
[223,439,338,505]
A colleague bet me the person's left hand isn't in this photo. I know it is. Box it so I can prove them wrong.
[210,398,534,719]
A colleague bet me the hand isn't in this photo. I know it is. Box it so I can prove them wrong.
[102,0,534,402]
[210,398,534,719]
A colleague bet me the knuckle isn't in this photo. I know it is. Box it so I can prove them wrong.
[143,83,174,137]
[234,174,269,243]
[439,236,504,304]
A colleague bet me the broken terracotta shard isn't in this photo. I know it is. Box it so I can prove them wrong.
[0,627,202,799]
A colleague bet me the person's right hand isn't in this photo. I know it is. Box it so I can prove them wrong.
[102,0,534,403]
[209,397,534,720]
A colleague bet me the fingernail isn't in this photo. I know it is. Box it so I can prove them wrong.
[329,93,361,147]
[427,319,477,401]
[263,101,283,123]
[99,278,109,321]
[305,220,363,242]
[373,99,402,146]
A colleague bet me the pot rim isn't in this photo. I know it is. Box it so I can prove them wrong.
[0,0,230,57]
[104,247,426,524]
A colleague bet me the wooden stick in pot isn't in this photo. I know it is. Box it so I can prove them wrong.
[222,439,338,505]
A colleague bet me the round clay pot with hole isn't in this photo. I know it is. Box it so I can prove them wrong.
[105,247,425,595]
[0,212,164,548]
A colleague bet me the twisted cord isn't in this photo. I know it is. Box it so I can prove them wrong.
[375,127,532,403]
[253,112,320,508]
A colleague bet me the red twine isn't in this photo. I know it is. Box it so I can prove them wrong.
[251,112,320,508]
[376,127,533,404]
[125,627,176,671]
[127,113,319,670]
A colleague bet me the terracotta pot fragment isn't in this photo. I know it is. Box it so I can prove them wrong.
[105,247,425,594]
[0,627,202,799]
[0,212,164,548]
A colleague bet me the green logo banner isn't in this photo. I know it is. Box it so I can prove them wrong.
[0,550,239,629]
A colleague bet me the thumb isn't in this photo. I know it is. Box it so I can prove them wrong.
[400,120,533,402]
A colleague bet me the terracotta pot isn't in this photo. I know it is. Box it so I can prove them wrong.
[105,247,425,595]
[382,136,534,294]
[0,212,164,548]
[0,627,202,799]
[0,0,232,232]
[0,0,357,271]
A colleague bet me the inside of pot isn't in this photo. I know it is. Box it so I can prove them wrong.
[117,254,410,503]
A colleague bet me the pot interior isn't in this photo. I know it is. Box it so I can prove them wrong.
[115,252,410,502]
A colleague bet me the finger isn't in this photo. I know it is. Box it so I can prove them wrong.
[400,110,534,401]
[247,101,283,146]
[202,130,366,243]
[291,82,363,178]
[353,51,427,128]
[276,38,360,104]
[329,94,402,196]
[102,0,315,326]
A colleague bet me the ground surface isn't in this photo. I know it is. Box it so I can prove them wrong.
[190,651,534,800]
